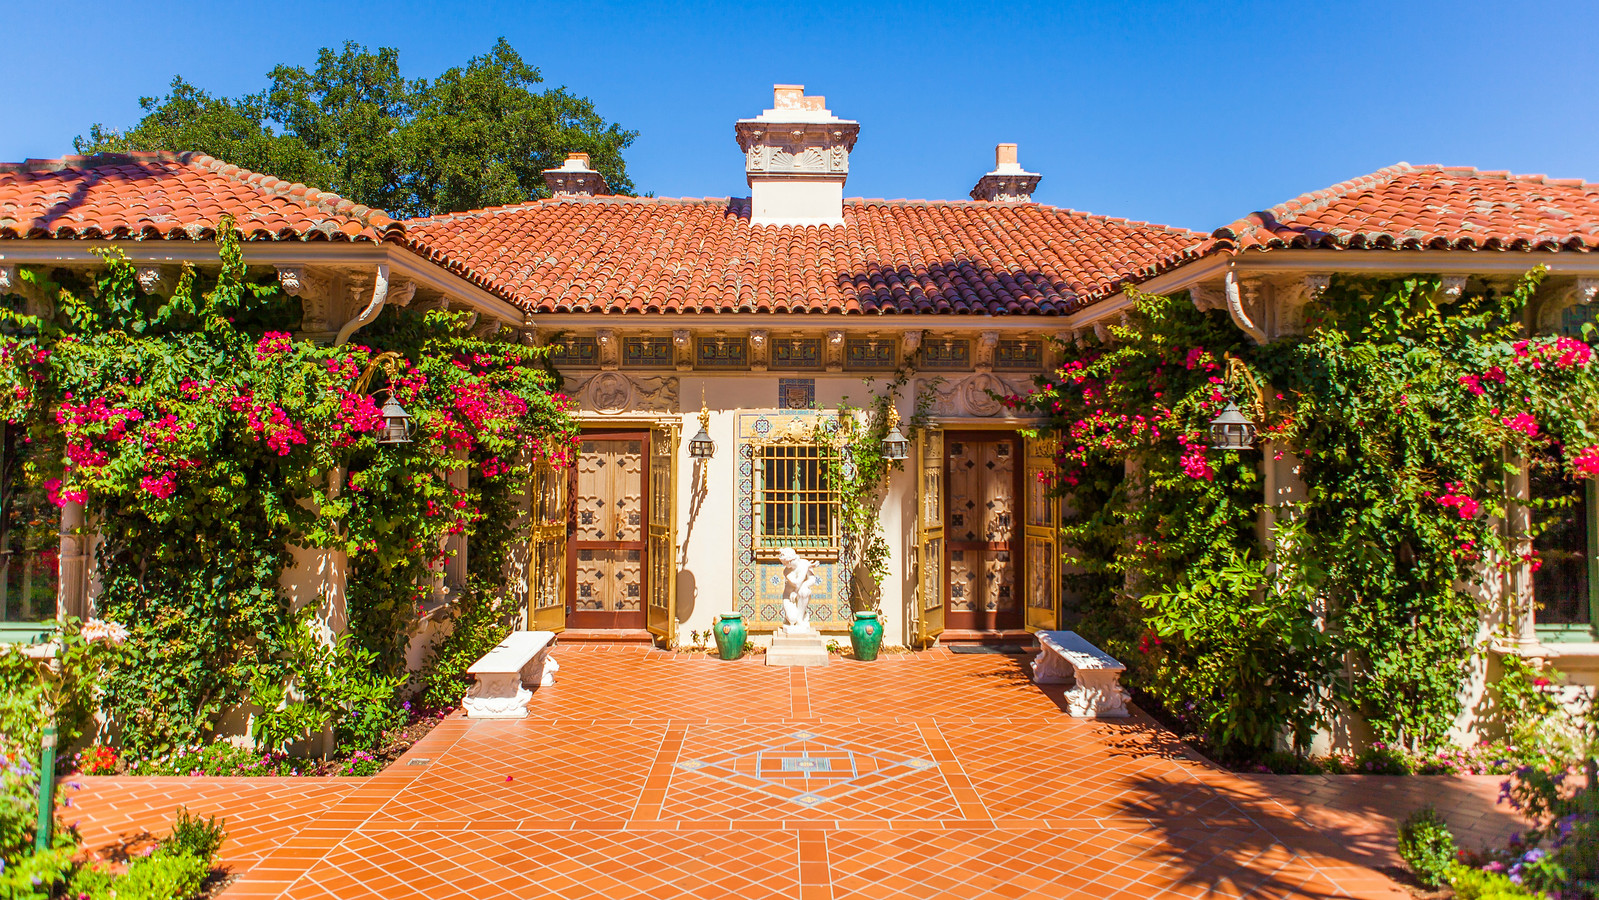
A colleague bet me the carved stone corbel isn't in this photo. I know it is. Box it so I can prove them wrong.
[825,330,844,372]
[975,330,999,372]
[391,281,417,308]
[1440,275,1468,303]
[1578,278,1599,305]
[1305,274,1330,300]
[673,329,693,371]
[596,329,619,371]
[1092,322,1112,344]
[1189,281,1226,312]
[472,317,502,339]
[901,329,923,358]
[276,265,305,297]
[283,268,335,333]
[0,265,48,312]
[749,329,769,372]
[135,266,166,295]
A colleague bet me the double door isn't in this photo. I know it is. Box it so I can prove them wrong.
[914,429,1059,644]
[528,426,677,642]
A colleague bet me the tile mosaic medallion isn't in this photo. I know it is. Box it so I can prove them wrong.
[736,412,847,630]
[777,378,816,409]
[673,730,936,808]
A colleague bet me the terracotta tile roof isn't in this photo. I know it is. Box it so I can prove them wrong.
[0,152,403,243]
[402,197,1205,316]
[1200,163,1599,256]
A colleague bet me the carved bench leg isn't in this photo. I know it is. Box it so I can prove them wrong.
[1031,649,1075,685]
[463,672,533,719]
[1063,669,1131,718]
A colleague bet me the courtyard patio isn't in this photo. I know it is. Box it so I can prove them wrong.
[64,646,1520,899]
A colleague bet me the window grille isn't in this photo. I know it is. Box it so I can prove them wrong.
[755,441,840,557]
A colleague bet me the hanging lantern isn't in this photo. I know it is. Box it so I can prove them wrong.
[1208,401,1256,451]
[688,394,715,460]
[880,406,909,461]
[378,396,414,444]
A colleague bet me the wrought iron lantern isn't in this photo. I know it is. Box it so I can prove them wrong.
[688,394,715,460]
[880,407,909,461]
[1208,401,1256,451]
[378,396,414,444]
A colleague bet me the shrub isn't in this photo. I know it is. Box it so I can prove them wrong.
[418,582,511,712]
[1351,745,1410,775]
[1396,806,1457,887]
[0,841,75,900]
[1449,863,1549,899]
[129,743,288,777]
[104,850,209,900]
[165,807,226,864]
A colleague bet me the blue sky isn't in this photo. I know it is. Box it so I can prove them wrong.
[4,1,1595,233]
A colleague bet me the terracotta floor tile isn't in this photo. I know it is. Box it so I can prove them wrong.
[59,649,1514,898]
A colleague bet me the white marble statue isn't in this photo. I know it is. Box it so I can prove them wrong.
[777,547,819,634]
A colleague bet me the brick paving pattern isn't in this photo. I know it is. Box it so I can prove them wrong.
[65,647,1522,898]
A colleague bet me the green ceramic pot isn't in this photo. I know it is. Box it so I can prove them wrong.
[714,612,747,660]
[850,611,883,661]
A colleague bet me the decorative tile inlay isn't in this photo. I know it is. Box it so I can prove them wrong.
[736,413,846,629]
[695,336,749,368]
[672,730,936,809]
[995,339,1044,370]
[622,336,673,368]
[773,336,823,369]
[777,378,816,409]
[548,336,599,366]
[845,337,896,370]
[921,339,971,369]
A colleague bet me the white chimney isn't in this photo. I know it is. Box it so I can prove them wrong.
[543,152,609,197]
[970,143,1040,202]
[734,85,859,226]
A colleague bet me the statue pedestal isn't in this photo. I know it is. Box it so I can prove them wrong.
[766,628,829,667]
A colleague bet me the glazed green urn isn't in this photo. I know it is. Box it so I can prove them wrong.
[714,612,747,660]
[850,611,882,661]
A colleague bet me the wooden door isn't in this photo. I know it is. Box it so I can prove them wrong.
[914,427,946,647]
[645,424,678,645]
[528,457,568,632]
[568,432,649,630]
[944,432,1022,632]
[1024,435,1060,632]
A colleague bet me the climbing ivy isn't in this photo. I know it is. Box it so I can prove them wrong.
[0,221,577,756]
[1020,269,1599,757]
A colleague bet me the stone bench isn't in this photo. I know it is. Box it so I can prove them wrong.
[463,630,559,719]
[1032,630,1131,718]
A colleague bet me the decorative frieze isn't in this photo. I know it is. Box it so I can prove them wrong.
[844,336,895,370]
[566,372,680,415]
[919,373,1036,418]
[774,336,823,370]
[695,335,749,368]
[623,336,674,368]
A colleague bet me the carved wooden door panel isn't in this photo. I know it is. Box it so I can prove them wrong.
[1024,435,1060,632]
[528,458,568,632]
[568,433,648,630]
[945,432,1021,632]
[914,428,946,647]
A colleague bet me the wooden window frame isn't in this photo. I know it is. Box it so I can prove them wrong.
[1534,477,1599,643]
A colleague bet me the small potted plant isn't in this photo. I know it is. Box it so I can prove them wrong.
[713,611,747,660]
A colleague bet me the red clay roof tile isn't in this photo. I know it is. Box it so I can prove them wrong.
[1199,163,1599,256]
[400,196,1204,316]
[0,152,404,244]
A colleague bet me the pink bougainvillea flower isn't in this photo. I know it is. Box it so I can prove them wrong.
[1502,412,1539,436]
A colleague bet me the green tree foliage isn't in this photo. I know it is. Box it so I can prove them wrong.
[75,38,637,216]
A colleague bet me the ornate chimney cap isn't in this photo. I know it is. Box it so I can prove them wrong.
[970,143,1041,202]
[543,152,609,197]
[735,85,860,227]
